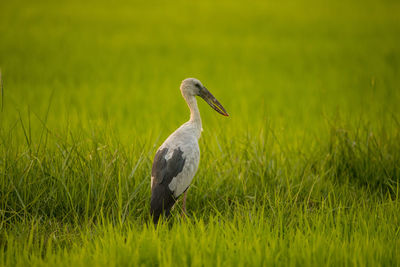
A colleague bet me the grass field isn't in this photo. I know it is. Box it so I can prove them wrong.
[1,0,400,266]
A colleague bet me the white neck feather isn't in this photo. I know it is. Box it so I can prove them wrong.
[185,95,202,136]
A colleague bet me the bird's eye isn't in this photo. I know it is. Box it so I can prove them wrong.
[195,83,201,88]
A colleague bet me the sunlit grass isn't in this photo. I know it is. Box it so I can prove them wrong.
[1,0,400,265]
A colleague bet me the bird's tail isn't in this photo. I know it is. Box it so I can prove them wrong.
[150,185,176,224]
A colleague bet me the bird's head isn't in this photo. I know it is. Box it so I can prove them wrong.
[180,78,229,116]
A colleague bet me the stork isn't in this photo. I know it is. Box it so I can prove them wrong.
[150,78,228,224]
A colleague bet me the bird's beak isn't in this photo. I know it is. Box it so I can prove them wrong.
[199,87,229,116]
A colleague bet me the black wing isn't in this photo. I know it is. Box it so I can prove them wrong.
[150,147,186,224]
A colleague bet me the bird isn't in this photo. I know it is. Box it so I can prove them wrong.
[150,78,229,224]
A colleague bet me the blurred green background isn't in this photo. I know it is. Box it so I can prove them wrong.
[1,0,400,265]
[1,0,399,141]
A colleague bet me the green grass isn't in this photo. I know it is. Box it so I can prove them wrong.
[1,0,400,266]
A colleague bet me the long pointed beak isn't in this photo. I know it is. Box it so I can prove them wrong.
[199,87,229,116]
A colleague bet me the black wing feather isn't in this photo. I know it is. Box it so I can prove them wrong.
[150,147,186,224]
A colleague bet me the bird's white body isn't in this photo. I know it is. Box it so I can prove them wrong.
[152,120,201,197]
[150,78,228,223]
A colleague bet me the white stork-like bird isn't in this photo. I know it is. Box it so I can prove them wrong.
[150,78,228,224]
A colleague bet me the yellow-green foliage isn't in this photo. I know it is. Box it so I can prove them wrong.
[1,0,399,266]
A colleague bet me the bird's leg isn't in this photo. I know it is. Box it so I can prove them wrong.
[181,191,188,217]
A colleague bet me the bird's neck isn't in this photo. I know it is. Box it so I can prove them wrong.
[185,95,202,134]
